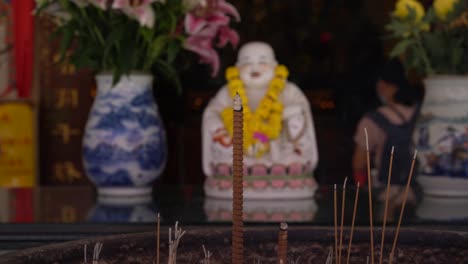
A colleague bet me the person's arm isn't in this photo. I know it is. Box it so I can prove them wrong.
[352,144,367,185]
[352,116,376,185]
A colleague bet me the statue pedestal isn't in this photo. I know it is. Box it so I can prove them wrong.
[204,167,317,200]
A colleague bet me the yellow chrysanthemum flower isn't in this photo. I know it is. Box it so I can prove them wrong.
[393,0,425,21]
[434,0,459,20]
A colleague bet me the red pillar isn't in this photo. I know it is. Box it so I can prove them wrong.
[12,0,34,99]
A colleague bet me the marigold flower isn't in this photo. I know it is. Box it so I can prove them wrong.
[270,78,285,90]
[225,66,240,80]
[275,65,289,79]
[271,102,283,112]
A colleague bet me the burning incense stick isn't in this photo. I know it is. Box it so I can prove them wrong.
[232,94,244,264]
[379,147,394,264]
[334,184,338,264]
[339,177,348,264]
[157,213,160,264]
[388,150,418,264]
[364,128,375,264]
[277,222,288,264]
[346,183,360,264]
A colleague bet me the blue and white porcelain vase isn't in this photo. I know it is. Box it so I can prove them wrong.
[83,73,167,197]
[414,75,468,197]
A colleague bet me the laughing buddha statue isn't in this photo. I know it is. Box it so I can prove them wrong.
[202,41,319,199]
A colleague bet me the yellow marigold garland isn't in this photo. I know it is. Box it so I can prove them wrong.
[221,65,289,157]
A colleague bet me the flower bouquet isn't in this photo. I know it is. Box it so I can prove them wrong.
[386,0,468,75]
[34,0,240,83]
[386,0,468,196]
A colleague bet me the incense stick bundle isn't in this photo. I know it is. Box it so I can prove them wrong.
[157,213,161,264]
[346,183,360,264]
[364,128,375,264]
[389,150,418,264]
[339,177,348,264]
[379,147,394,264]
[334,184,338,264]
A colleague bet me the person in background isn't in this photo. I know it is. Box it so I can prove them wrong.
[352,59,421,201]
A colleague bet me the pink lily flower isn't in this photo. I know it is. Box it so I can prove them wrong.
[183,0,240,76]
[184,11,229,35]
[112,0,165,28]
[215,0,240,21]
[216,25,238,48]
[185,32,221,77]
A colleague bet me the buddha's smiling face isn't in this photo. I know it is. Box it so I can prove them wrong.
[236,42,277,89]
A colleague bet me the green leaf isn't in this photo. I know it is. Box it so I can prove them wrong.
[424,8,435,23]
[451,46,463,72]
[385,20,414,38]
[168,13,178,32]
[407,45,426,75]
[423,33,444,60]
[58,27,74,63]
[155,60,182,94]
[166,42,181,64]
[112,67,123,86]
[140,27,154,42]
[390,39,414,58]
[150,35,169,61]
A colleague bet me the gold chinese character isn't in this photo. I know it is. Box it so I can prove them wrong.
[53,53,76,75]
[55,88,79,109]
[53,162,82,183]
[61,205,77,223]
[52,123,80,144]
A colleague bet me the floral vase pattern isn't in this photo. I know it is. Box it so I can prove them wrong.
[83,73,167,196]
[414,76,468,196]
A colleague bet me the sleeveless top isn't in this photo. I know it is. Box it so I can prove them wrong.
[366,103,421,185]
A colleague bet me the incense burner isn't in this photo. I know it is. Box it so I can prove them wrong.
[3,227,468,263]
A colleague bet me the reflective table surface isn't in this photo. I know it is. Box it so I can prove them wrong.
[1,184,468,253]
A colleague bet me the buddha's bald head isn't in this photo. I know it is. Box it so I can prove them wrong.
[236,42,277,89]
